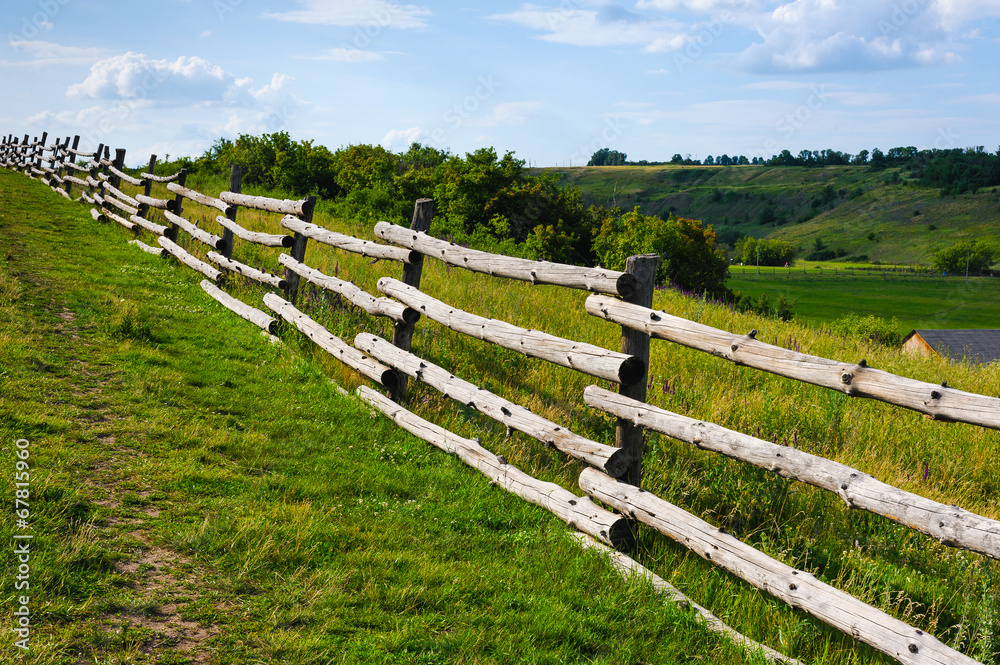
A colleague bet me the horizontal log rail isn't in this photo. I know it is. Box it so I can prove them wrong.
[97,172,110,181]
[279,254,418,324]
[262,293,399,393]
[163,211,226,251]
[220,191,314,217]
[378,277,644,385]
[54,188,71,201]
[102,182,140,208]
[282,216,416,263]
[81,192,96,205]
[166,182,233,215]
[135,193,175,211]
[106,163,143,186]
[64,175,89,188]
[586,294,1000,430]
[214,214,292,248]
[207,251,286,289]
[128,239,164,256]
[374,221,635,297]
[89,208,101,222]
[66,147,96,157]
[63,161,92,173]
[85,175,101,188]
[141,170,182,183]
[579,468,981,665]
[584,385,1000,561]
[158,236,221,282]
[102,194,138,217]
[128,214,167,236]
[101,207,136,231]
[353,332,631,477]
[358,386,632,548]
[570,533,801,665]
[200,280,277,334]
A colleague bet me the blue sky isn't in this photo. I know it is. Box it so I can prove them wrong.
[2,0,998,167]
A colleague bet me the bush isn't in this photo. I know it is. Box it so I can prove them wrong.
[736,237,797,266]
[828,314,902,347]
[932,239,996,275]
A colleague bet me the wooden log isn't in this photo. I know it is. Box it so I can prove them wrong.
[578,468,980,665]
[374,221,636,297]
[106,162,144,186]
[141,170,182,183]
[81,192,95,205]
[617,253,661,487]
[157,236,221,282]
[30,167,47,177]
[584,385,1000,561]
[129,215,167,236]
[163,211,225,250]
[102,207,137,231]
[102,193,139,217]
[55,188,72,201]
[101,181,140,208]
[166,182,233,215]
[353,332,632,477]
[85,175,101,188]
[262,293,399,392]
[377,277,644,386]
[63,161,91,173]
[128,239,164,256]
[569,533,803,665]
[357,386,632,548]
[586,294,1000,431]
[214,214,292,248]
[207,251,286,289]
[200,280,277,334]
[278,254,418,324]
[90,208,102,222]
[281,216,415,263]
[67,147,96,157]
[220,191,314,217]
[64,175,89,188]
[135,193,175,211]
[96,172,110,182]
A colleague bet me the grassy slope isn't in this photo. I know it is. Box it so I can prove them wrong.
[0,171,756,664]
[540,165,1000,265]
[3,167,998,664]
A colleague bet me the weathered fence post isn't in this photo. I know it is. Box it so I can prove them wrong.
[166,168,188,241]
[111,148,126,189]
[283,195,316,305]
[616,253,660,487]
[143,154,157,198]
[64,135,80,198]
[388,198,434,403]
[222,164,241,259]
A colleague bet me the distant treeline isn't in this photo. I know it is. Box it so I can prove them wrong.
[588,146,1000,195]
[157,132,730,297]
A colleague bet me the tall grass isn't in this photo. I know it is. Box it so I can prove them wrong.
[69,172,1000,662]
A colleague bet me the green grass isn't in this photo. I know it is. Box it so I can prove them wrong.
[3,167,999,664]
[540,164,1000,266]
[727,268,1000,333]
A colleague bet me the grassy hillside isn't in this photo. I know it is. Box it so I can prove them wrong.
[539,165,1000,266]
[3,167,998,664]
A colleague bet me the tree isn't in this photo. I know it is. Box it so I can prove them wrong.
[588,148,627,166]
[735,237,797,267]
[932,240,996,275]
[592,206,729,296]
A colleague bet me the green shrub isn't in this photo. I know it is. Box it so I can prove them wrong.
[828,313,902,347]
[101,298,154,343]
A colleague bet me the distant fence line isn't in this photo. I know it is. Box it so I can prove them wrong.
[1,130,993,665]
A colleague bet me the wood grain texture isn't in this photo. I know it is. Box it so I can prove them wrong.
[578,468,982,665]
[166,182,233,215]
[378,277,644,385]
[157,236,221,282]
[163,211,226,251]
[374,221,636,297]
[220,191,314,217]
[282,216,415,263]
[357,386,632,548]
[207,251,286,289]
[199,280,277,334]
[586,294,1000,430]
[214,214,292,248]
[584,385,1000,561]
[353,332,632,477]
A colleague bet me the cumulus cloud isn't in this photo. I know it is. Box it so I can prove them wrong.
[382,127,425,150]
[264,0,432,29]
[297,47,388,63]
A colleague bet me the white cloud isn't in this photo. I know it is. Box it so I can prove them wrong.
[382,127,425,150]
[929,0,1000,31]
[478,101,546,127]
[264,0,431,29]
[3,41,107,67]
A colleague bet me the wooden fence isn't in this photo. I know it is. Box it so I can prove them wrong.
[2,131,996,665]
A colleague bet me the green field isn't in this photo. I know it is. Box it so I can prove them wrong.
[2,167,998,664]
[727,268,1000,333]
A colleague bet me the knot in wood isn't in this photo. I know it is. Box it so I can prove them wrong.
[908,644,919,654]
[858,358,867,368]
[649,312,660,321]
[747,329,757,339]
[841,372,853,385]
[730,343,739,352]
[931,390,942,400]
[789,583,797,591]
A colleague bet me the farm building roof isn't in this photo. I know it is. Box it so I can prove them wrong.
[902,329,1000,364]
